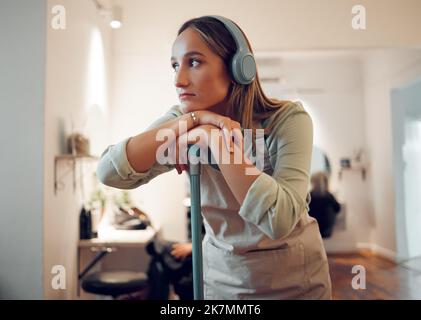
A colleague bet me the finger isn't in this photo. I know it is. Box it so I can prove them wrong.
[222,128,231,153]
[175,138,180,164]
[229,120,240,152]
[218,118,231,152]
[232,121,242,132]
[226,122,234,153]
[179,137,189,166]
[232,127,242,146]
[176,138,186,169]
[231,122,242,146]
[176,148,187,174]
[169,142,180,174]
[223,122,234,153]
[173,142,181,174]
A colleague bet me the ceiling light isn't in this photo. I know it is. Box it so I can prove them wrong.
[109,6,122,29]
[93,1,123,29]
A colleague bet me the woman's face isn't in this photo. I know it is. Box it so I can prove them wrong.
[171,27,232,114]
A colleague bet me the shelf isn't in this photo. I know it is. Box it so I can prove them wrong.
[338,165,367,181]
[55,154,98,160]
[54,154,99,194]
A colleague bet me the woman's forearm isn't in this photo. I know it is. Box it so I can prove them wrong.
[126,113,195,173]
[210,131,262,204]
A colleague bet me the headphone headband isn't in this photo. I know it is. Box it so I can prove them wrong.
[206,15,256,85]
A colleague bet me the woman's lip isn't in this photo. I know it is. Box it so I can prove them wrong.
[179,94,195,100]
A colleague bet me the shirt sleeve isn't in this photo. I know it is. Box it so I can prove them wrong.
[96,105,181,189]
[238,109,313,240]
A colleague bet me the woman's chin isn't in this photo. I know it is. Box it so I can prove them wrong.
[179,102,199,114]
[179,103,190,114]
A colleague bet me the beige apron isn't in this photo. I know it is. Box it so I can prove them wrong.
[199,120,332,300]
[202,211,332,300]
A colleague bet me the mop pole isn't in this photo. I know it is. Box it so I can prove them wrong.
[187,144,204,300]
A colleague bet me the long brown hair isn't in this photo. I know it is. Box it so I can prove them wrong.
[311,171,329,196]
[177,16,292,141]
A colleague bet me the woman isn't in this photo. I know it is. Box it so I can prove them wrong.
[97,15,331,299]
[309,172,341,239]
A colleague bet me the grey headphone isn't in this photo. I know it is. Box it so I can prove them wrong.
[207,15,256,85]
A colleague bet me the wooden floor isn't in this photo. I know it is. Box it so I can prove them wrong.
[328,251,421,300]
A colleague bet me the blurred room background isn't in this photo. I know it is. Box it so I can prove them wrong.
[1,0,420,299]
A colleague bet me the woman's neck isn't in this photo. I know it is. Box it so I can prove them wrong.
[208,101,229,117]
[208,101,241,123]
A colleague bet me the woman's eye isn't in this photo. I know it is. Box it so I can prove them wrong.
[190,59,200,67]
[171,59,200,72]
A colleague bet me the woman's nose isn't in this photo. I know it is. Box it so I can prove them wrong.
[174,67,190,88]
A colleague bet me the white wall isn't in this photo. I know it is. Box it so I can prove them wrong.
[0,0,46,299]
[363,49,421,260]
[44,0,112,299]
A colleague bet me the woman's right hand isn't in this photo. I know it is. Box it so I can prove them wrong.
[195,110,242,153]
[171,124,219,174]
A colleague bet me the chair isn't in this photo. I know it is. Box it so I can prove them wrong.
[79,247,149,299]
[81,270,149,299]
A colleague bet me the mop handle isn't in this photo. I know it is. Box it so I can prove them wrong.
[188,144,204,300]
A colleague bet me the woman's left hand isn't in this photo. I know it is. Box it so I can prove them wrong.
[194,111,242,152]
[173,123,244,173]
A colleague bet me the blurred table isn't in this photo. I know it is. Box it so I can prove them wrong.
[77,226,159,296]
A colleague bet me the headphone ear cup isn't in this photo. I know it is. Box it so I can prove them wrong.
[231,52,256,85]
[230,52,242,84]
[241,54,256,83]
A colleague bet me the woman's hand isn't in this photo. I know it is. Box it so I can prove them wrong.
[171,242,193,260]
[195,110,242,153]
[171,124,219,174]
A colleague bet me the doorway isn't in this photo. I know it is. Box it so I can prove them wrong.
[391,77,421,264]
